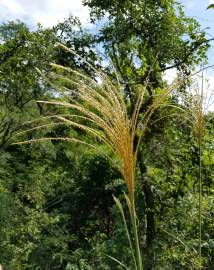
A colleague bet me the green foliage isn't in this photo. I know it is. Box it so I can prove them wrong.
[82,0,209,85]
[0,21,56,147]
[0,1,214,269]
[207,4,214,10]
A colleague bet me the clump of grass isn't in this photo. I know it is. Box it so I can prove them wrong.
[14,43,183,269]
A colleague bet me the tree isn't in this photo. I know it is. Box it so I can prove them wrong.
[0,21,56,147]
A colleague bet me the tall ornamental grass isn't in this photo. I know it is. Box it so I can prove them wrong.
[14,44,193,269]
[176,72,214,269]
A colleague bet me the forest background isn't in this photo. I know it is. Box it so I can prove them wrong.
[0,0,214,269]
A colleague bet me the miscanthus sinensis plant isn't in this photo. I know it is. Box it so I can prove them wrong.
[186,73,213,270]
[15,44,185,270]
[172,71,214,269]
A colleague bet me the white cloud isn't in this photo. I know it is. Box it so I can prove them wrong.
[0,0,26,23]
[163,68,177,84]
[1,0,25,15]
[0,0,90,27]
[209,0,214,4]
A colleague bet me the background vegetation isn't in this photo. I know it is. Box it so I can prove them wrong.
[0,1,213,269]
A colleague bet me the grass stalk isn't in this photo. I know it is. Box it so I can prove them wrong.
[130,200,143,270]
[198,136,202,269]
[198,70,204,269]
[113,195,137,269]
